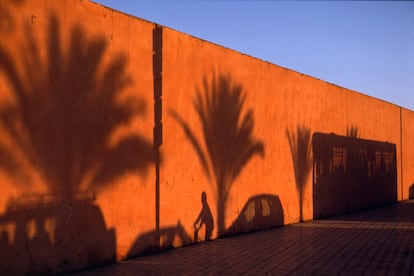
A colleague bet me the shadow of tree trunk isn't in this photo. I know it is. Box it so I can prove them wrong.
[286,126,312,222]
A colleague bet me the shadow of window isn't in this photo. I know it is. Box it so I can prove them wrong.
[225,194,284,235]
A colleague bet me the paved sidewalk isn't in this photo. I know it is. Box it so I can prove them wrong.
[75,201,414,275]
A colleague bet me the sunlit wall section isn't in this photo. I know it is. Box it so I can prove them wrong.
[0,0,412,274]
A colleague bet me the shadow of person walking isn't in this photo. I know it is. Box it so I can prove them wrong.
[194,191,214,242]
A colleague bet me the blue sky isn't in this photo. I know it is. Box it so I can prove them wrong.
[93,1,414,111]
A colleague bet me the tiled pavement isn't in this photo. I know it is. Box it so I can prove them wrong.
[75,200,414,275]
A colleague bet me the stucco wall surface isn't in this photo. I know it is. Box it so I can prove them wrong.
[402,108,414,200]
[0,0,412,273]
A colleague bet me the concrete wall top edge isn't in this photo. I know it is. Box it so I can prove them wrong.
[88,0,406,113]
[89,0,156,27]
[402,106,414,114]
[1,0,410,272]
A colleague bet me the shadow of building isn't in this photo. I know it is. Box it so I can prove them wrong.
[312,133,397,218]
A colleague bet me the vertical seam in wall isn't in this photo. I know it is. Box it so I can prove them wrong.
[153,24,163,237]
[110,10,114,56]
[127,18,130,62]
[400,106,403,200]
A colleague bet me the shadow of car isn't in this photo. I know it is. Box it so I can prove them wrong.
[225,194,284,236]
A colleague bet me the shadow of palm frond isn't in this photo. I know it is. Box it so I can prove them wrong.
[0,14,153,200]
[0,0,25,33]
[346,125,359,138]
[286,125,312,222]
[171,73,264,235]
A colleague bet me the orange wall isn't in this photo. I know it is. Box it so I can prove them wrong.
[162,25,404,225]
[0,0,413,273]
[402,108,414,199]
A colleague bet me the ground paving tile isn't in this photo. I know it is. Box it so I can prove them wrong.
[74,200,414,275]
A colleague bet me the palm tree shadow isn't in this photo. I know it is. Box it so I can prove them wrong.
[346,125,359,138]
[0,0,25,33]
[0,14,154,273]
[170,73,264,236]
[0,14,154,198]
[286,126,312,222]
